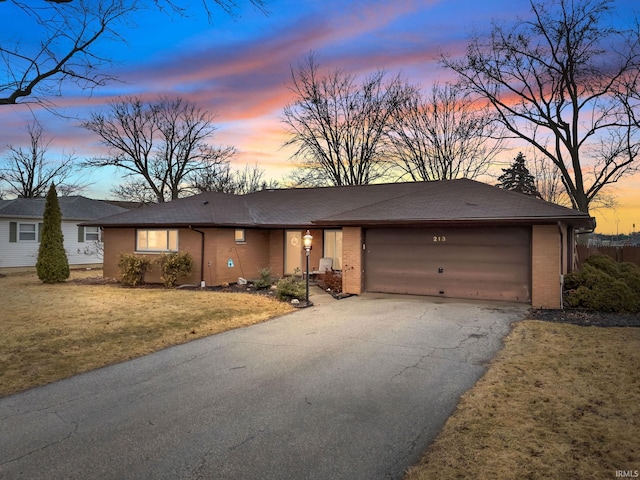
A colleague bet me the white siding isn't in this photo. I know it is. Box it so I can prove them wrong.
[0,218,103,268]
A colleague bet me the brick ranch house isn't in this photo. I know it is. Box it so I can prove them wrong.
[84,179,595,309]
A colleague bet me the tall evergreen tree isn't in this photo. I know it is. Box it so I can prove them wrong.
[497,153,540,197]
[36,184,69,283]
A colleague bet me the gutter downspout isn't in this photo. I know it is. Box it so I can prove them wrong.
[189,226,206,288]
[557,222,565,310]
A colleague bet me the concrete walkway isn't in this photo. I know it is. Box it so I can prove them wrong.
[0,290,528,480]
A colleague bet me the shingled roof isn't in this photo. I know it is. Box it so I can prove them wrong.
[0,196,128,220]
[85,179,595,230]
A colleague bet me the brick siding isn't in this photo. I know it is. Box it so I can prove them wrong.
[531,225,561,309]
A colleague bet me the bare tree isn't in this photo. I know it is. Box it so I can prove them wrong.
[190,163,278,194]
[239,165,275,193]
[282,54,409,187]
[0,0,267,106]
[157,0,267,19]
[82,96,234,203]
[0,121,86,197]
[388,82,505,181]
[442,0,640,214]
[526,152,570,206]
[1,1,134,106]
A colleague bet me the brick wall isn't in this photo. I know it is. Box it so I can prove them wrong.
[531,225,561,309]
[211,228,270,285]
[269,229,284,278]
[102,227,204,285]
[103,227,269,286]
[102,228,135,279]
[342,227,362,294]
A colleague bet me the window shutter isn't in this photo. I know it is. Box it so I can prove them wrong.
[38,223,43,242]
[9,222,17,242]
[78,226,85,242]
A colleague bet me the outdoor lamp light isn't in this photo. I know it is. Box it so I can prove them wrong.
[303,230,313,306]
[303,230,313,251]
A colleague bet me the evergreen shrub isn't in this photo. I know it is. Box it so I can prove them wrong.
[564,255,640,313]
[254,267,273,289]
[36,184,70,283]
[275,275,306,301]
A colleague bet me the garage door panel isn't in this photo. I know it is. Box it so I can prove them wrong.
[365,227,531,303]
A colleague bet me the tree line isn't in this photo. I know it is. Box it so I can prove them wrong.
[1,0,639,216]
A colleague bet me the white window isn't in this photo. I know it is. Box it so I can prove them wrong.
[136,229,178,252]
[85,226,100,242]
[19,223,37,242]
[323,230,343,270]
[235,228,246,243]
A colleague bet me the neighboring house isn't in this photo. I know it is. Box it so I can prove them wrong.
[84,179,595,309]
[0,196,128,271]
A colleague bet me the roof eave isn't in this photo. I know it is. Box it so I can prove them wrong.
[312,216,596,229]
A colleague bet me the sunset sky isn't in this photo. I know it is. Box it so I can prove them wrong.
[1,0,639,234]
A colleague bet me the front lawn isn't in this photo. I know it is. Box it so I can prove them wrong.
[404,320,640,480]
[0,270,293,397]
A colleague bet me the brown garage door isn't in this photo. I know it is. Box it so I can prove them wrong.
[364,227,531,303]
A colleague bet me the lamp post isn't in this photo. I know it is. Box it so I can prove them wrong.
[303,230,313,306]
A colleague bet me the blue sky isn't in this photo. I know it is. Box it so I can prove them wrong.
[1,0,639,233]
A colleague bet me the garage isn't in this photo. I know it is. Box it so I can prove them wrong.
[364,226,531,303]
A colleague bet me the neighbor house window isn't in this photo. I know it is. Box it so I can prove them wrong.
[77,226,101,242]
[19,223,37,242]
[235,228,246,243]
[85,226,100,242]
[136,229,178,252]
[323,230,343,270]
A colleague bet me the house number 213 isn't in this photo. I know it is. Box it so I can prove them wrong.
[433,236,446,242]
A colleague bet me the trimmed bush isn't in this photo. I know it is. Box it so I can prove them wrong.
[156,252,193,287]
[618,262,640,294]
[118,254,151,287]
[36,184,70,283]
[564,255,640,313]
[581,254,620,278]
[275,275,306,301]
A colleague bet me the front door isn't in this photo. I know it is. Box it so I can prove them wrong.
[285,230,302,275]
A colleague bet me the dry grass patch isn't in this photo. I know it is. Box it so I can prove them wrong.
[405,320,640,480]
[0,270,293,397]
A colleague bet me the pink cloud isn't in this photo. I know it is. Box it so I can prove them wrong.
[2,0,637,230]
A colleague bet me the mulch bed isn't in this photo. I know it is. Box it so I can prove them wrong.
[69,277,352,300]
[528,308,640,327]
[208,282,356,300]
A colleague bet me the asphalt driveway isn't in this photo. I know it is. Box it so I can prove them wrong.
[0,291,528,480]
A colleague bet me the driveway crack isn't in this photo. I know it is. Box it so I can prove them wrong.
[0,411,78,466]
